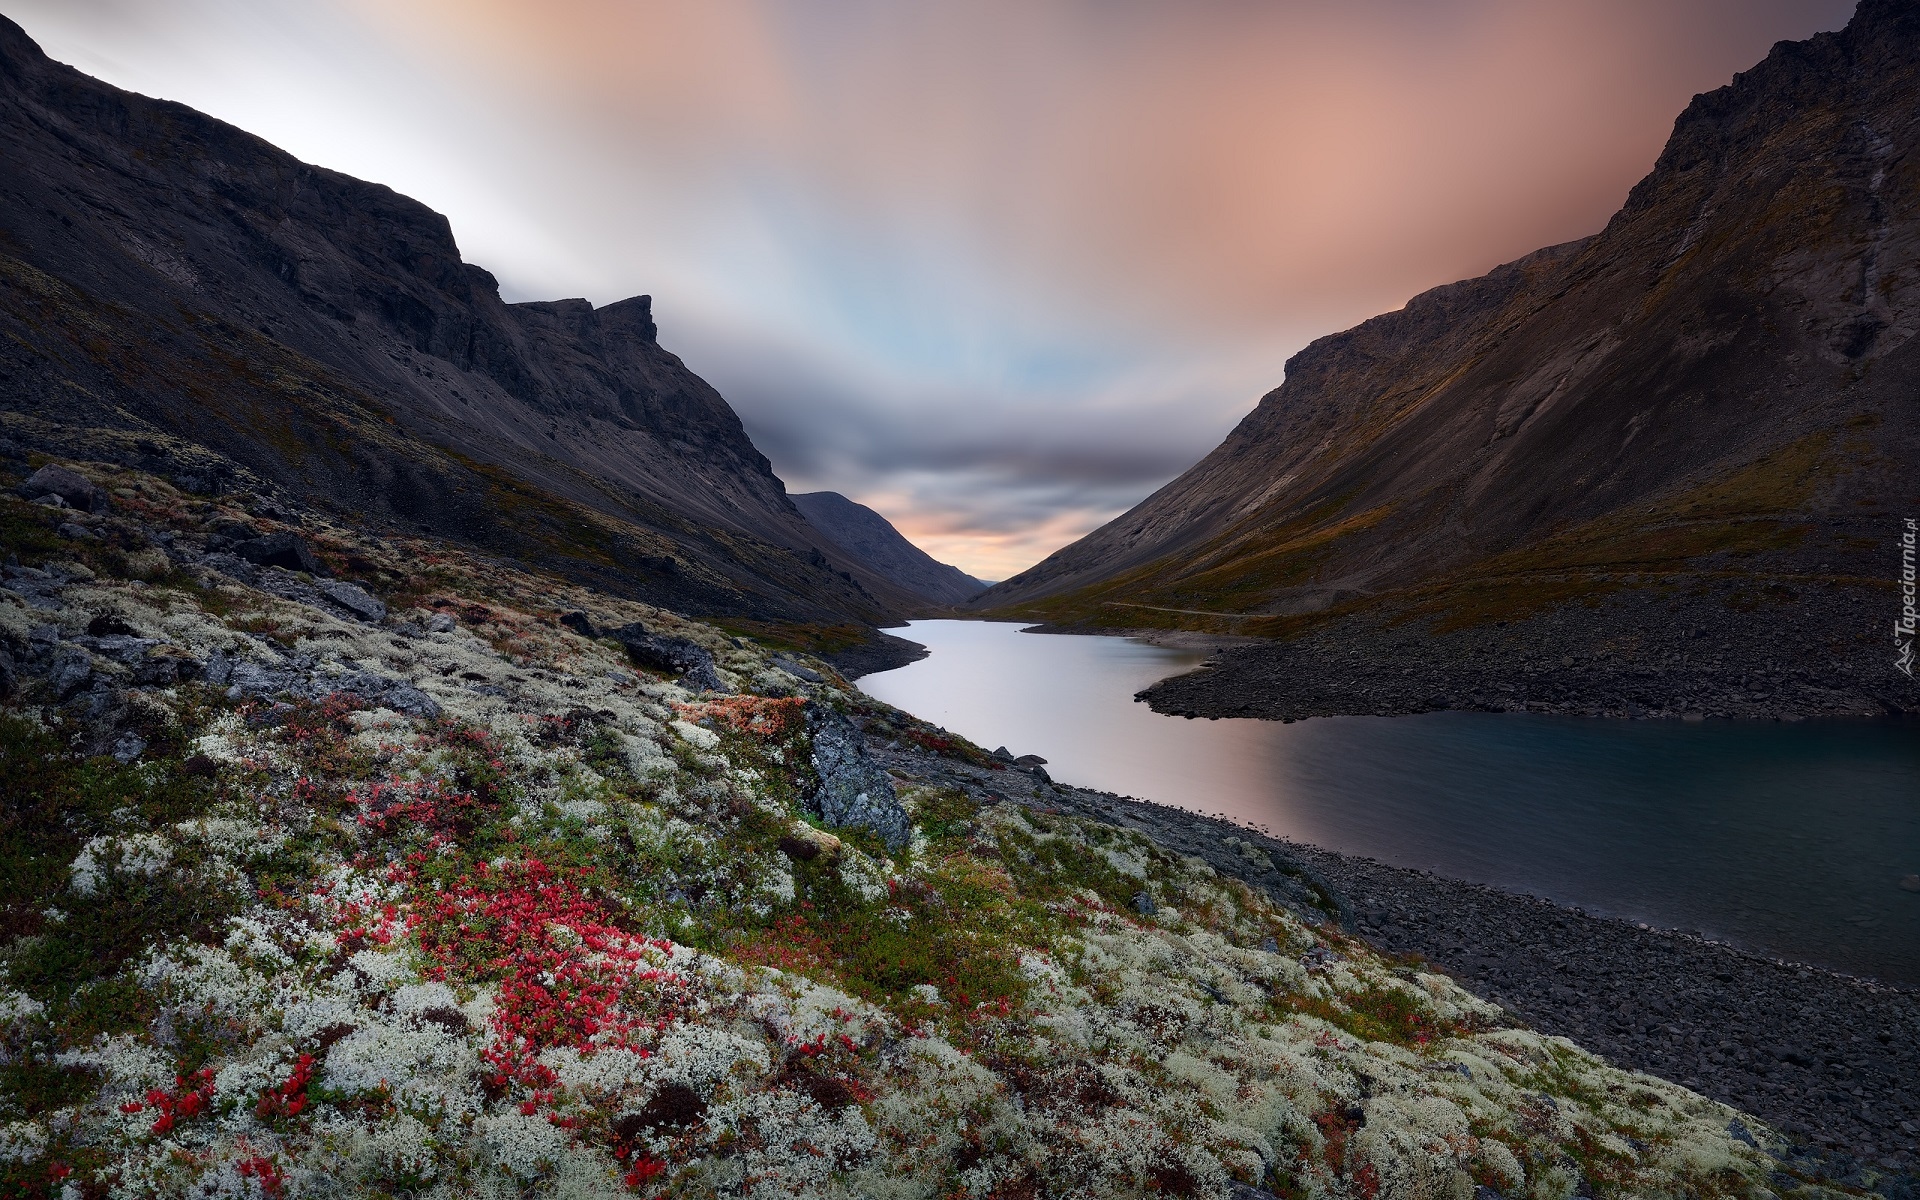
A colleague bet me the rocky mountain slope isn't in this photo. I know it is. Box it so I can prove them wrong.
[0,15,923,637]
[976,0,1920,721]
[0,451,1899,1198]
[793,492,987,605]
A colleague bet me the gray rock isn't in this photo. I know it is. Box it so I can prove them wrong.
[56,521,97,540]
[772,653,824,684]
[805,703,910,848]
[232,532,325,575]
[30,493,67,509]
[49,647,92,700]
[558,611,597,638]
[1131,891,1157,916]
[382,684,440,717]
[425,613,455,634]
[83,634,161,666]
[201,551,259,584]
[609,623,725,693]
[20,465,108,512]
[318,580,387,622]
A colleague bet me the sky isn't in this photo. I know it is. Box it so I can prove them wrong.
[9,0,1856,579]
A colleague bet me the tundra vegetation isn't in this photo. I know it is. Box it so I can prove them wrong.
[0,461,1850,1198]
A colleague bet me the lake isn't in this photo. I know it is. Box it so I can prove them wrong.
[858,619,1920,987]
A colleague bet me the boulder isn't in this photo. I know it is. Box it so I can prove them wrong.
[804,703,910,849]
[233,532,326,575]
[20,465,109,512]
[318,581,387,622]
[608,622,725,692]
[559,610,598,638]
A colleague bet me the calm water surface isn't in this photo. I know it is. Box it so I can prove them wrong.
[859,620,1920,986]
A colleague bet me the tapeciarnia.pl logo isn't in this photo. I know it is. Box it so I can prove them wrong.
[1898,516,1916,678]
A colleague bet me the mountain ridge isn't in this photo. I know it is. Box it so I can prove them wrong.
[792,491,987,606]
[974,0,1920,720]
[0,13,924,643]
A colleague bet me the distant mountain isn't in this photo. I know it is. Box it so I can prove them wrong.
[0,15,924,637]
[976,0,1920,720]
[792,492,988,605]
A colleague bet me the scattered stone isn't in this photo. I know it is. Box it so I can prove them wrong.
[558,610,597,638]
[805,703,909,848]
[318,580,387,622]
[1131,891,1157,916]
[425,613,455,634]
[20,465,109,512]
[56,521,98,540]
[232,532,325,575]
[30,493,67,509]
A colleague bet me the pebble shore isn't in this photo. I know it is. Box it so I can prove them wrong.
[1134,587,1919,722]
[868,724,1920,1188]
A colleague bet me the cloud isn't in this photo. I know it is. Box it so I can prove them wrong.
[10,0,1856,577]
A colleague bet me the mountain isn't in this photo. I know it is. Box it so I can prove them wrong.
[0,14,926,646]
[976,0,1920,721]
[792,491,988,605]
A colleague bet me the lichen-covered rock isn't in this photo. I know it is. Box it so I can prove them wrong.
[805,702,909,848]
[609,622,725,693]
[19,464,107,512]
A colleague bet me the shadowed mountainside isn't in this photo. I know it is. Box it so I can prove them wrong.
[0,15,923,635]
[792,491,988,606]
[974,0,1920,720]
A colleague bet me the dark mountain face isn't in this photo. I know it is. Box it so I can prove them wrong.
[792,492,987,606]
[977,0,1920,673]
[0,16,920,626]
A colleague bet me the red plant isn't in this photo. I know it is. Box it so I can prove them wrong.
[256,1054,316,1121]
[623,1155,666,1189]
[673,695,806,738]
[126,1068,216,1137]
[1355,1162,1381,1200]
[409,859,682,1105]
[236,1154,286,1196]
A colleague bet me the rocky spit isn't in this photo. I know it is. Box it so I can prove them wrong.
[865,724,1920,1189]
[1135,584,1920,723]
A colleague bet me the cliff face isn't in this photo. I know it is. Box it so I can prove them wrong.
[0,16,918,624]
[792,492,987,606]
[977,0,1920,653]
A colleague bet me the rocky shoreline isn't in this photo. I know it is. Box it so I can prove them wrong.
[1132,585,1920,722]
[863,724,1920,1187]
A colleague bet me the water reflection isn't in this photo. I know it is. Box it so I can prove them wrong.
[858,620,1920,985]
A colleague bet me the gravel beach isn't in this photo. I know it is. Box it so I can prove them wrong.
[866,719,1920,1188]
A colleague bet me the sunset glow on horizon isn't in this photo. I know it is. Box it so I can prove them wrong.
[9,0,1854,578]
